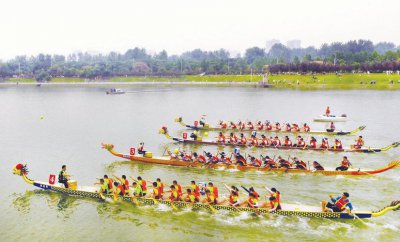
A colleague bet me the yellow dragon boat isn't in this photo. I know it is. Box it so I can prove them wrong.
[13,163,400,219]
[101,144,400,176]
[175,117,366,136]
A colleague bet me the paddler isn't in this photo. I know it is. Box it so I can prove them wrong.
[247,121,254,130]
[249,155,262,167]
[131,182,143,197]
[327,122,335,132]
[293,157,307,170]
[230,121,238,129]
[113,175,130,196]
[184,188,200,203]
[313,161,324,170]
[235,153,247,166]
[156,178,164,198]
[229,132,238,143]
[353,136,364,149]
[334,138,343,150]
[285,123,291,132]
[113,181,125,196]
[246,193,259,208]
[102,175,113,191]
[219,120,228,129]
[297,137,306,147]
[309,137,317,149]
[262,155,277,168]
[173,180,183,197]
[239,133,247,145]
[58,165,70,188]
[204,190,217,205]
[266,186,282,211]
[96,179,110,194]
[257,121,264,130]
[336,156,351,171]
[133,176,147,196]
[222,184,240,206]
[303,123,310,132]
[278,156,291,168]
[273,136,281,147]
[292,123,300,132]
[168,185,181,201]
[325,106,331,116]
[206,182,219,199]
[190,132,198,140]
[322,192,353,213]
[217,132,226,143]
[193,152,206,163]
[138,142,146,156]
[275,122,281,131]
[182,151,193,162]
[190,180,200,197]
[240,121,246,130]
[265,121,273,131]
[260,134,270,146]
[320,137,329,149]
[250,135,259,146]
[151,182,161,199]
[283,136,292,147]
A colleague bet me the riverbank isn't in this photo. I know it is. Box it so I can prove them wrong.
[2,73,400,89]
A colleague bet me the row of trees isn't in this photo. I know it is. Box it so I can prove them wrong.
[0,40,400,81]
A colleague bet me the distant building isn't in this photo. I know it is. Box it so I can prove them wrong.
[287,40,301,49]
[266,39,281,52]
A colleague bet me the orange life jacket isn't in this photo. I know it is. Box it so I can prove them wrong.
[334,197,349,211]
[266,124,272,130]
[251,137,258,145]
[218,134,226,143]
[335,141,343,148]
[117,184,125,195]
[230,135,238,143]
[191,184,200,196]
[304,125,310,132]
[341,159,349,167]
[138,180,147,192]
[284,139,292,146]
[174,184,183,196]
[221,123,227,129]
[240,137,247,144]
[310,140,317,148]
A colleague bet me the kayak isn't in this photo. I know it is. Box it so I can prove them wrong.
[313,114,347,122]
[159,127,399,153]
[101,143,400,176]
[13,164,400,219]
[175,117,364,135]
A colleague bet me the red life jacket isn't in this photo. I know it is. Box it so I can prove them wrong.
[231,123,237,129]
[356,139,364,146]
[213,186,218,198]
[285,126,291,132]
[248,124,254,129]
[321,140,329,149]
[330,123,335,129]
[240,137,247,144]
[298,140,305,146]
[257,124,264,130]
[138,180,147,192]
[284,139,292,146]
[157,182,164,195]
[218,135,226,143]
[169,190,180,201]
[335,141,343,149]
[274,139,281,146]
[221,123,227,129]
[253,159,262,167]
[280,160,291,167]
[266,124,272,130]
[341,159,349,167]
[334,197,349,211]
[230,135,238,143]
[198,155,206,163]
[310,140,317,148]
[304,126,310,132]
[191,184,200,196]
[275,124,281,131]
[251,137,258,145]
[117,184,125,195]
[174,184,183,196]
[261,138,269,145]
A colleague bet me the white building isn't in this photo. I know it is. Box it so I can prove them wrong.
[266,39,281,52]
[287,40,301,49]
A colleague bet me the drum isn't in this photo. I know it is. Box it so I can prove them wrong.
[67,180,77,190]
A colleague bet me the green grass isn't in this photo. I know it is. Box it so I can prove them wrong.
[4,78,35,83]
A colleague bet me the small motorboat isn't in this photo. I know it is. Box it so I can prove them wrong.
[313,114,347,122]
[106,88,125,95]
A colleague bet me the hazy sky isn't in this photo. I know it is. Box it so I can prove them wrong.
[1,0,399,59]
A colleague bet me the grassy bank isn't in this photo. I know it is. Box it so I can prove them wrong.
[3,73,400,89]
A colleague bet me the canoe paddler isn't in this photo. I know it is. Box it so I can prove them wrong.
[309,137,317,149]
[265,186,282,211]
[285,123,291,132]
[313,161,324,170]
[273,136,281,147]
[303,123,310,132]
[296,137,306,147]
[100,175,113,192]
[239,133,247,145]
[293,157,307,170]
[327,122,335,132]
[184,188,199,203]
[219,120,228,129]
[113,175,130,196]
[190,180,200,196]
[229,132,238,143]
[283,136,292,147]
[250,135,259,146]
[96,179,110,194]
[334,139,343,150]
[275,122,281,131]
[230,121,238,129]
[168,185,181,201]
[151,182,161,199]
[260,134,270,146]
[173,180,183,197]
[353,136,364,149]
[278,156,291,168]
[204,189,218,204]
[131,182,143,197]
[265,121,273,130]
[138,142,146,156]
[325,106,331,116]
[113,181,125,196]
[217,132,226,143]
[206,182,219,199]
[247,121,254,130]
[221,184,240,206]
[239,121,246,130]
[320,137,329,149]
[235,153,247,166]
[156,178,164,198]
[58,165,70,188]
[292,123,300,132]
[336,156,351,171]
[193,152,206,163]
[262,155,277,168]
[249,155,262,167]
[132,176,147,196]
[190,132,198,140]
[257,121,264,130]
[322,192,353,213]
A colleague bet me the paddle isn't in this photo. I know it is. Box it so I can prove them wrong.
[167,199,178,211]
[204,200,217,213]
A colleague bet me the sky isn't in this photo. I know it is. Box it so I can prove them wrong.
[0,0,399,59]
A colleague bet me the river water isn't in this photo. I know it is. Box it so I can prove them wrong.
[0,85,399,241]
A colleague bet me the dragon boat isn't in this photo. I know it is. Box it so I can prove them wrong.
[102,143,400,176]
[175,117,365,136]
[159,127,399,153]
[13,164,400,219]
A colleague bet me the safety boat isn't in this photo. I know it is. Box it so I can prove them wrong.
[13,164,400,219]
[313,114,347,122]
[101,143,400,176]
[106,88,125,95]
[175,117,363,135]
[159,127,399,153]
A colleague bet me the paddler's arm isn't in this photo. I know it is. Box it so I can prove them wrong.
[264,186,272,194]
[346,202,353,212]
[112,175,122,182]
[130,176,138,182]
[223,184,231,192]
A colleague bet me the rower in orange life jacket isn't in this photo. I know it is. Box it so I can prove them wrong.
[250,135,258,146]
[245,187,260,208]
[239,133,247,145]
[172,180,183,196]
[313,161,324,170]
[260,134,270,146]
[278,156,291,168]
[230,122,237,129]
[297,137,306,147]
[219,121,227,129]
[283,136,292,146]
[193,152,206,163]
[185,188,200,203]
[240,122,246,130]
[249,156,262,167]
[136,176,147,195]
[247,122,254,130]
[320,137,329,149]
[229,132,238,143]
[329,122,335,131]
[113,181,125,196]
[152,182,161,199]
[336,156,351,171]
[217,132,226,143]
[309,137,317,148]
[169,185,180,201]
[265,121,273,131]
[190,180,200,196]
[293,157,307,170]
[285,123,291,132]
[204,190,217,204]
[275,122,281,131]
[207,182,219,199]
[262,155,277,168]
[292,123,300,132]
[334,139,343,149]
[273,136,281,146]
[325,106,331,116]
[268,187,282,211]
[156,178,164,197]
[235,153,247,166]
[322,192,353,213]
[354,136,364,149]
[303,123,310,132]
[257,121,264,130]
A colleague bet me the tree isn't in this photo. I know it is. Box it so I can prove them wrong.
[245,47,265,64]
[35,70,51,82]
